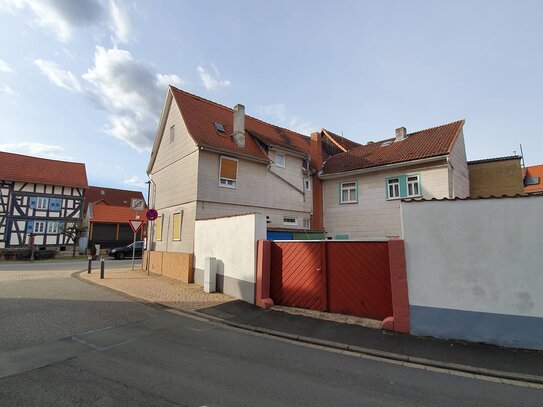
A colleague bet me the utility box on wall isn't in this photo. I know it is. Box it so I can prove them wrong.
[204,257,217,293]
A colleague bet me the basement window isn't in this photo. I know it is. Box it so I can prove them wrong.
[219,156,238,188]
[283,217,298,226]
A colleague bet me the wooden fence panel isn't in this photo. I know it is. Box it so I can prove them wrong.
[270,242,324,311]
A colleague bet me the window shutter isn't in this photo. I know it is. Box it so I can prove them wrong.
[26,220,34,234]
[338,183,342,203]
[355,180,359,201]
[172,211,183,240]
[399,175,407,198]
[220,158,237,180]
[30,197,36,209]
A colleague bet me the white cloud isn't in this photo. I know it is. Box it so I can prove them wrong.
[0,142,73,160]
[0,85,16,96]
[123,175,146,189]
[34,58,83,92]
[109,0,131,44]
[197,64,231,91]
[256,103,314,135]
[0,59,14,73]
[34,46,184,152]
[3,0,105,42]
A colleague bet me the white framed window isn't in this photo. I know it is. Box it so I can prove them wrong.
[303,218,310,229]
[275,152,285,168]
[219,156,238,188]
[172,211,183,241]
[387,178,401,199]
[169,125,175,143]
[340,181,358,204]
[47,222,59,234]
[34,221,46,234]
[283,217,297,226]
[155,215,163,241]
[304,177,311,191]
[36,197,49,210]
[406,175,421,197]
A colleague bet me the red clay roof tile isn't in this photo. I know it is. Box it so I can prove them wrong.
[322,120,464,174]
[170,86,311,160]
[0,151,88,188]
[523,164,543,193]
[90,202,143,224]
[85,186,145,211]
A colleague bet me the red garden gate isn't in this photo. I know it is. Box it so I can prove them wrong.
[270,241,393,320]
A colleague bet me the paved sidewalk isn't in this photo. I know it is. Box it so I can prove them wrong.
[80,266,233,311]
[77,266,543,385]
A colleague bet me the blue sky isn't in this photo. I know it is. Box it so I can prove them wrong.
[1,0,542,193]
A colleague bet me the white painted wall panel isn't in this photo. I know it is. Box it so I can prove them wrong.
[323,161,449,239]
[402,197,543,318]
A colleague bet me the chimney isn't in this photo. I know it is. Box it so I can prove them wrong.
[233,104,245,148]
[395,127,407,142]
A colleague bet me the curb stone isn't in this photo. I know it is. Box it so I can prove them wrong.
[73,270,543,386]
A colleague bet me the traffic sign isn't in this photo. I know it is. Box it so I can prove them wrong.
[128,219,144,233]
[146,208,158,221]
[131,198,145,212]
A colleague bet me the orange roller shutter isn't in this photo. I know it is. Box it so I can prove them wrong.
[220,158,237,180]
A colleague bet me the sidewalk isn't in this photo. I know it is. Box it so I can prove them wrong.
[78,266,543,385]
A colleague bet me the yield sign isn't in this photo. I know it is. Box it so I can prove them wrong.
[129,219,144,233]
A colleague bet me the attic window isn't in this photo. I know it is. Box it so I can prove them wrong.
[100,190,105,195]
[381,141,393,147]
[214,122,225,133]
[525,176,540,186]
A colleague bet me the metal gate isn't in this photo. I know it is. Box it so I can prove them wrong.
[270,241,393,320]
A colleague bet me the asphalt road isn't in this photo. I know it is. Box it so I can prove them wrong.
[0,261,540,406]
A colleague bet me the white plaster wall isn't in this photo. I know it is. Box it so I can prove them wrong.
[402,197,543,318]
[194,213,267,302]
[323,161,448,239]
[196,201,310,230]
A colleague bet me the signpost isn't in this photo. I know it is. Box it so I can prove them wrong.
[131,198,145,212]
[128,219,144,270]
[144,209,158,275]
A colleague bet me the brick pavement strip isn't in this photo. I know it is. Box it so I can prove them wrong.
[80,267,233,311]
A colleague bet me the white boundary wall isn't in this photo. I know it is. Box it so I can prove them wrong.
[194,213,267,303]
[402,196,543,350]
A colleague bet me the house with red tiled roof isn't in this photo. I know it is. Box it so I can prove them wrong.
[316,120,470,239]
[146,86,361,282]
[0,151,88,249]
[467,156,524,198]
[83,186,146,250]
[523,164,543,194]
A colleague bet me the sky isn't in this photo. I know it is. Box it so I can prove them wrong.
[1,0,542,193]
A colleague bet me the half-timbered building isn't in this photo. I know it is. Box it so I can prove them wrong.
[0,151,88,249]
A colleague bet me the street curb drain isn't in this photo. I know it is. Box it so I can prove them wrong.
[73,270,543,387]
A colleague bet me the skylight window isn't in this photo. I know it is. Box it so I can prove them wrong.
[381,141,393,147]
[214,122,225,133]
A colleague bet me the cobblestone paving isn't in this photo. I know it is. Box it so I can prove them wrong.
[80,267,234,311]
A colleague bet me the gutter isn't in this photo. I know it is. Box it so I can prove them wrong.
[199,145,271,164]
[319,155,448,180]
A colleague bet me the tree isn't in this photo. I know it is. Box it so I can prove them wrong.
[62,221,88,257]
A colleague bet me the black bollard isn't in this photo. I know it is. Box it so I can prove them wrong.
[100,257,105,279]
[87,256,92,274]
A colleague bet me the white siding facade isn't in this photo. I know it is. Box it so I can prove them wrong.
[322,160,449,239]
